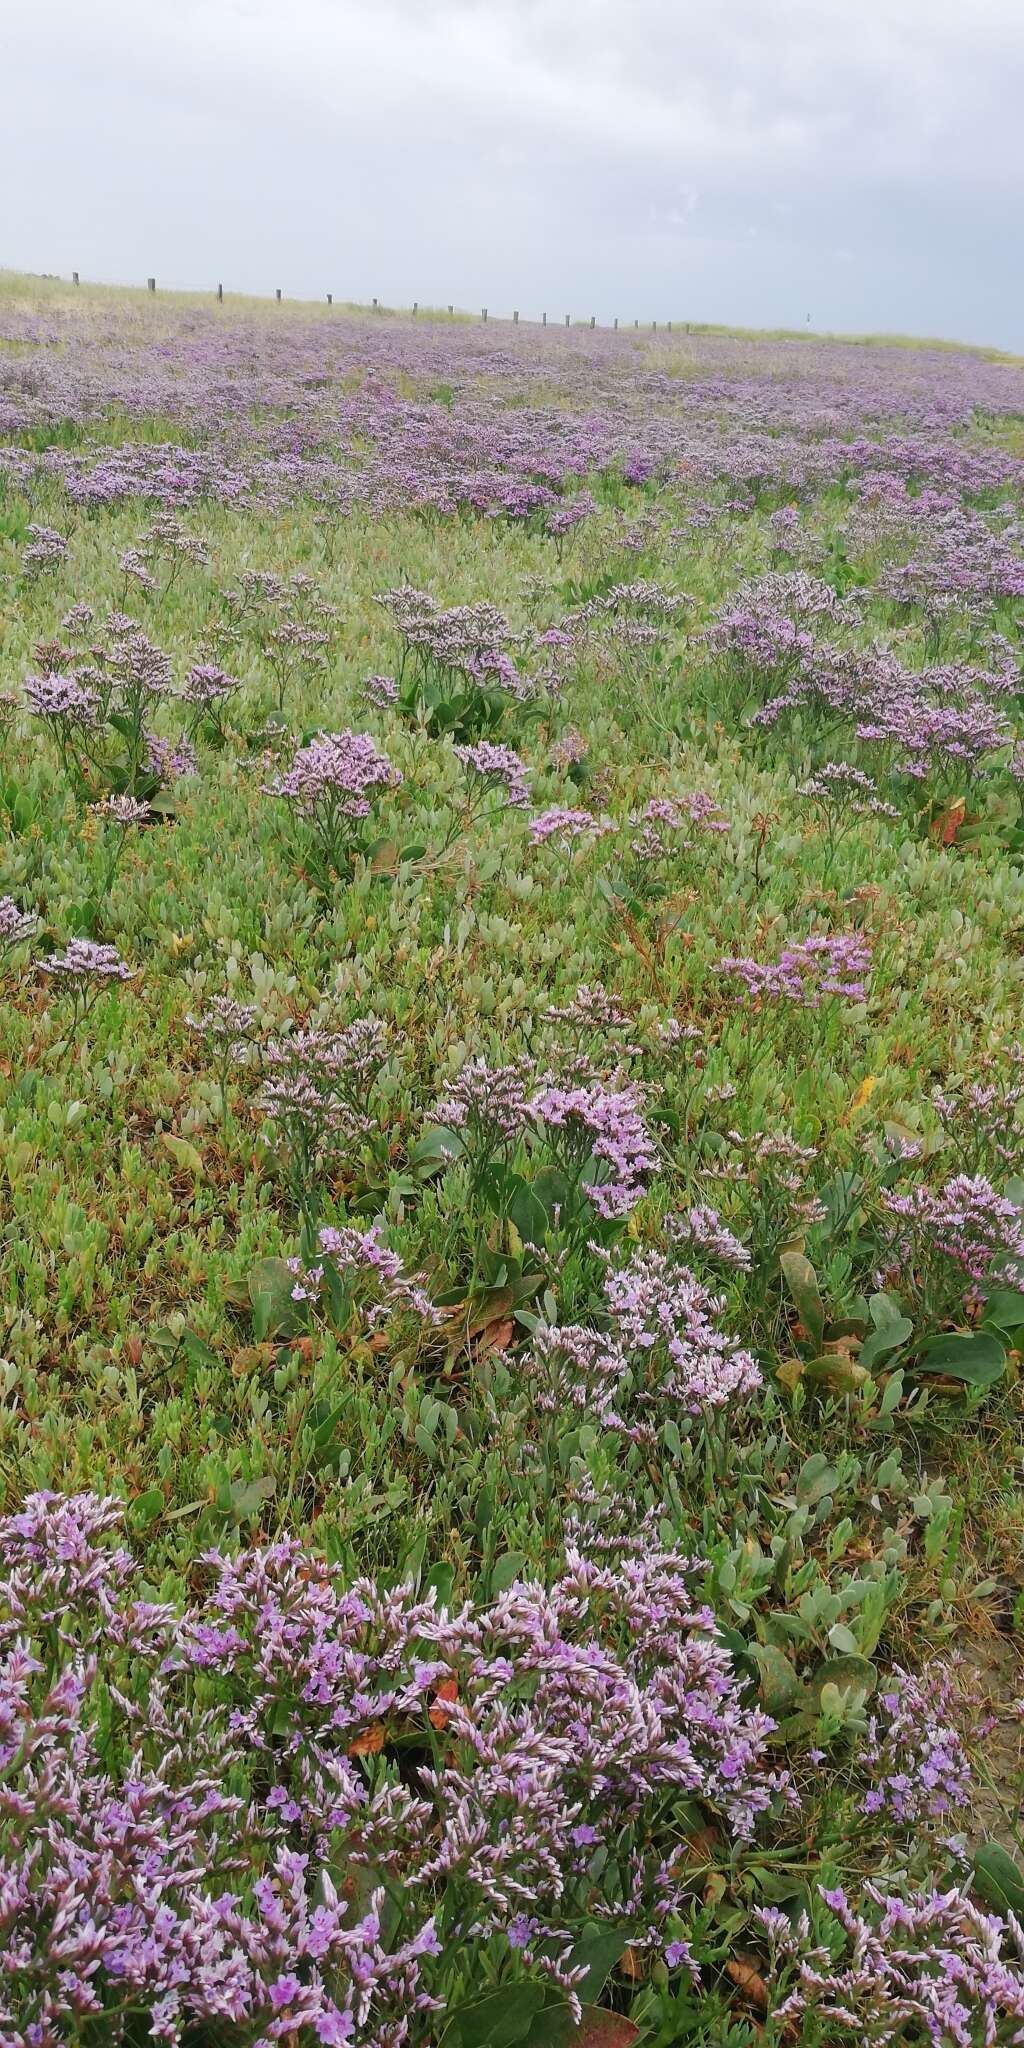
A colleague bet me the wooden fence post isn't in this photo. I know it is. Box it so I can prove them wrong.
[217,283,223,302]
[147,277,155,292]
[542,312,546,326]
[513,310,519,324]
[72,271,79,286]
[448,304,453,315]
[613,317,618,329]
[589,315,595,329]
[482,307,488,321]
[275,288,281,302]
[412,301,417,315]
[564,313,570,327]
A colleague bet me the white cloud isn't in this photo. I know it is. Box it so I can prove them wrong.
[4,0,1024,341]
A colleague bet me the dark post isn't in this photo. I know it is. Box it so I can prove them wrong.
[634,318,639,329]
[652,319,657,332]
[564,313,570,327]
[147,277,155,292]
[482,307,487,321]
[326,293,332,305]
[613,317,618,329]
[667,320,672,333]
[542,311,546,326]
[448,303,453,315]
[72,271,79,286]
[217,283,223,302]
[275,288,281,302]
[590,315,595,329]
[513,310,519,324]
[372,297,378,308]
[412,301,417,316]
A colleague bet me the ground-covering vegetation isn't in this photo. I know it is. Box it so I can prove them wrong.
[5,272,1024,2044]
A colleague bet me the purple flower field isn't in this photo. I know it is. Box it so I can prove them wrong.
[4,275,1024,2044]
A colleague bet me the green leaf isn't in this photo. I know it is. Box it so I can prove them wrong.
[796,1451,839,1506]
[409,1126,463,1174]
[441,1983,550,2048]
[780,1250,825,1352]
[227,1474,276,1521]
[247,1256,298,1339]
[129,1487,165,1528]
[914,1330,1006,1387]
[752,1643,800,1710]
[490,1549,528,1594]
[858,1315,913,1372]
[424,1561,456,1611]
[567,1926,627,2004]
[160,1132,204,1179]
[982,1288,1024,1335]
[974,1842,1024,1917]
[802,1353,869,1393]
[808,1653,878,1704]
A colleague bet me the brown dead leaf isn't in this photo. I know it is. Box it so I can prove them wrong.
[930,796,967,847]
[618,1946,649,1982]
[726,1956,769,2012]
[477,1316,514,1356]
[347,1721,386,1757]
[428,1677,459,1730]
[572,2011,641,2048]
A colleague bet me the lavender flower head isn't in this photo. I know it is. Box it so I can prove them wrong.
[452,740,531,810]
[531,1078,656,1217]
[529,806,614,851]
[0,896,39,962]
[266,729,401,820]
[39,939,135,986]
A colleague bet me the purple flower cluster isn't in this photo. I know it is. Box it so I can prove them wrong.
[39,939,135,987]
[861,1663,972,1827]
[760,1883,1024,2045]
[20,522,68,577]
[528,806,613,851]
[881,1172,1024,1286]
[267,730,400,820]
[718,931,872,1008]
[452,740,531,810]
[288,1221,438,1323]
[531,1078,656,1218]
[0,895,39,963]
[0,1490,789,2042]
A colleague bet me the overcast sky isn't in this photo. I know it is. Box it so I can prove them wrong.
[5,0,1024,346]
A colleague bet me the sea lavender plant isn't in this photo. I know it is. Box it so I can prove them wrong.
[797,761,900,877]
[879,1171,1024,1314]
[20,522,68,578]
[180,659,243,741]
[265,729,402,885]
[90,790,151,891]
[0,895,39,968]
[38,938,136,1036]
[0,1490,792,2044]
[258,1017,390,1225]
[531,1077,657,1221]
[451,739,531,817]
[287,1220,439,1327]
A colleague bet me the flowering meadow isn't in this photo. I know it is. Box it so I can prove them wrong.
[6,272,1024,2043]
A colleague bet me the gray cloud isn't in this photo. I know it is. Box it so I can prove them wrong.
[4,0,1024,343]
